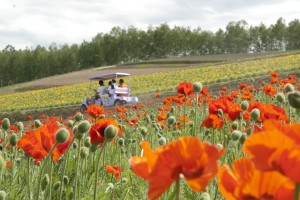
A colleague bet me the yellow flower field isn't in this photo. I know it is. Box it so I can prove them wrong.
[0,54,300,112]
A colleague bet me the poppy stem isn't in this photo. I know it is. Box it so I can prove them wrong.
[36,142,59,200]
[193,93,199,136]
[183,95,187,133]
[27,156,31,200]
[93,140,108,200]
[74,139,82,200]
[175,178,180,200]
[295,183,300,200]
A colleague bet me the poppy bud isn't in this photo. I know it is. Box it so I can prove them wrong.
[80,147,89,159]
[139,127,148,137]
[190,109,195,115]
[287,91,300,109]
[53,181,61,191]
[250,108,260,122]
[63,175,69,185]
[118,138,124,146]
[104,125,118,140]
[216,143,223,152]
[56,128,70,144]
[17,122,24,131]
[218,109,223,117]
[170,106,175,114]
[276,93,285,103]
[241,101,249,111]
[9,134,18,146]
[108,183,114,189]
[239,134,247,145]
[1,118,10,130]
[74,113,83,122]
[73,141,78,149]
[284,83,294,93]
[0,190,7,200]
[246,127,253,136]
[158,137,167,145]
[167,116,176,125]
[193,82,202,93]
[231,121,239,130]
[231,130,242,141]
[67,120,74,128]
[90,143,98,152]
[34,120,42,128]
[121,177,128,184]
[77,120,91,134]
[199,192,210,200]
[42,174,50,191]
[84,137,91,147]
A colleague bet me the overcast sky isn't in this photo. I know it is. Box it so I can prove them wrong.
[0,0,299,50]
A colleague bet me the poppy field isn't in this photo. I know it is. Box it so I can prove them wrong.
[1,69,300,200]
[1,53,300,112]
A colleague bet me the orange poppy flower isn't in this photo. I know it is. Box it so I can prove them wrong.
[178,116,189,124]
[157,113,167,121]
[177,82,194,96]
[114,106,127,113]
[230,90,239,98]
[218,158,294,200]
[228,104,242,121]
[27,115,33,120]
[6,161,11,169]
[243,120,300,183]
[85,104,105,118]
[241,90,254,100]
[239,83,247,91]
[155,93,161,98]
[201,114,224,129]
[129,137,221,200]
[263,84,277,97]
[105,165,124,179]
[17,123,73,163]
[270,72,279,78]
[89,118,121,144]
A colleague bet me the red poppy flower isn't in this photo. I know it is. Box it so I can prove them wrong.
[201,114,224,129]
[239,83,247,91]
[130,137,221,200]
[263,84,277,97]
[6,161,11,169]
[85,104,105,118]
[218,158,294,200]
[270,72,279,78]
[155,93,161,98]
[89,118,121,144]
[105,165,124,179]
[17,123,73,163]
[241,90,254,100]
[157,113,167,121]
[27,115,33,120]
[230,91,239,98]
[177,82,194,96]
[114,106,127,113]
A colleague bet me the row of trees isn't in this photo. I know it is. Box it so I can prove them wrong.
[1,18,300,87]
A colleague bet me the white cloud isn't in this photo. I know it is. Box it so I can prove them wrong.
[0,0,299,50]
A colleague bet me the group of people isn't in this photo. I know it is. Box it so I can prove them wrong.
[94,79,128,105]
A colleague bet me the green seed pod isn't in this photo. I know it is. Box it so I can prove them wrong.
[53,181,61,191]
[80,147,89,159]
[90,143,98,153]
[193,82,203,93]
[190,109,195,115]
[231,130,242,141]
[158,137,167,146]
[231,121,239,130]
[216,143,223,152]
[77,120,91,134]
[170,106,175,114]
[199,192,210,200]
[104,125,118,140]
[250,108,260,122]
[150,113,156,120]
[63,175,69,185]
[10,134,18,146]
[17,122,24,131]
[99,114,105,119]
[139,127,148,137]
[0,190,7,200]
[42,174,50,191]
[34,119,42,128]
[276,93,285,103]
[84,136,91,147]
[1,118,10,130]
[74,112,83,122]
[167,116,176,125]
[56,128,70,144]
[284,83,294,93]
[239,134,247,145]
[287,91,300,109]
[241,101,249,111]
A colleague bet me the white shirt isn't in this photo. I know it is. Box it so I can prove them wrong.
[97,85,107,95]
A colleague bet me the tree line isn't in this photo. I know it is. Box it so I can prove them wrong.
[1,17,300,87]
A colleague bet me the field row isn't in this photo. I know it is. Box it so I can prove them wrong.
[0,53,300,112]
